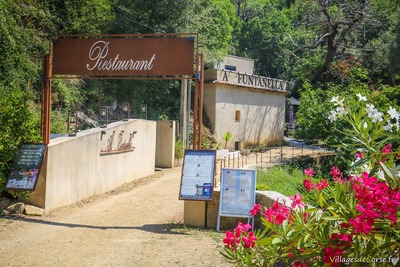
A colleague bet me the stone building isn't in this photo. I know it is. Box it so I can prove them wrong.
[203,55,289,150]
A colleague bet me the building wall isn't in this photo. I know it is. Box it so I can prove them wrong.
[203,69,287,150]
[214,55,254,74]
[27,119,160,212]
[215,86,285,149]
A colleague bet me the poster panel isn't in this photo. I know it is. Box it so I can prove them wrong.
[5,143,47,191]
[179,150,216,200]
[219,168,256,217]
[52,36,195,77]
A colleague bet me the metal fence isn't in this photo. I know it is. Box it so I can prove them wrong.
[213,144,333,187]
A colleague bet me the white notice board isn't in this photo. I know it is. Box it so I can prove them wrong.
[179,149,216,201]
[218,168,256,218]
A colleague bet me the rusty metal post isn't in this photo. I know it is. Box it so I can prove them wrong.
[192,81,198,148]
[192,80,198,149]
[41,54,52,144]
[192,53,204,149]
[197,53,204,150]
[40,56,46,140]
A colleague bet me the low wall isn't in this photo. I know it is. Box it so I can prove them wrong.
[27,119,158,212]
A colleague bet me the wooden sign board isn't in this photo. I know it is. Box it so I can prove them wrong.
[179,150,216,200]
[5,143,47,191]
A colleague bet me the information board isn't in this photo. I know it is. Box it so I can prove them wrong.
[179,149,216,200]
[5,143,47,191]
[219,168,257,217]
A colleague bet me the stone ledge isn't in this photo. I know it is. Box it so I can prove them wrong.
[206,189,293,231]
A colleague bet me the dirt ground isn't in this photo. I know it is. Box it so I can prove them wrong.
[0,145,324,267]
[0,167,233,267]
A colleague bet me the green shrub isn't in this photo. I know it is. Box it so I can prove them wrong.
[175,139,184,159]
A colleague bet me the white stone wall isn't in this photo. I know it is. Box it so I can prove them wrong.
[214,55,254,74]
[204,83,286,150]
[28,119,159,212]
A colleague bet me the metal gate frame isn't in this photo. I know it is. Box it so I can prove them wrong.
[40,33,203,149]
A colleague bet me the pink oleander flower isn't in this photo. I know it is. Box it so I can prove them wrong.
[234,222,252,234]
[303,179,315,191]
[225,222,258,251]
[242,231,257,248]
[316,179,329,190]
[382,143,392,154]
[249,203,262,217]
[356,172,377,190]
[340,222,350,228]
[323,246,344,267]
[330,233,352,246]
[293,261,309,267]
[356,203,380,220]
[349,216,373,235]
[264,199,291,225]
[289,193,306,209]
[303,212,308,223]
[329,166,347,184]
[329,166,342,178]
[223,230,239,251]
[355,151,363,159]
[304,168,316,177]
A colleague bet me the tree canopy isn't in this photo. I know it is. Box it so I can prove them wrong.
[0,0,399,193]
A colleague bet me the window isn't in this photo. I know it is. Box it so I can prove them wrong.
[225,65,236,71]
[235,110,241,122]
[235,141,242,151]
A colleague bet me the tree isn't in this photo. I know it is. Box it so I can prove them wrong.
[47,0,114,35]
[284,0,370,81]
[0,0,115,194]
[388,7,400,80]
[232,0,295,80]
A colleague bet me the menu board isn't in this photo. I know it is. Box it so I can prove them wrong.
[219,168,256,217]
[5,143,47,191]
[179,149,216,200]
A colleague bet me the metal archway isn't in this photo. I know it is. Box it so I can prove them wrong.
[40,33,203,149]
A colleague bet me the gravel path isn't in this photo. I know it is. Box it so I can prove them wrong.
[0,167,232,267]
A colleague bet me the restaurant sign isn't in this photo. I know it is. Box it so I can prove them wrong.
[52,37,195,77]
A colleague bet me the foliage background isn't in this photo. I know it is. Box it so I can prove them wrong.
[0,0,399,194]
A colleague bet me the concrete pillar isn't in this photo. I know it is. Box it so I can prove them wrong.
[184,200,206,227]
[155,120,175,168]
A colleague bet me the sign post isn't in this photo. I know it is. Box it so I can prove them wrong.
[179,149,216,227]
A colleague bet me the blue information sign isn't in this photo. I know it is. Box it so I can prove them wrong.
[179,149,216,200]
